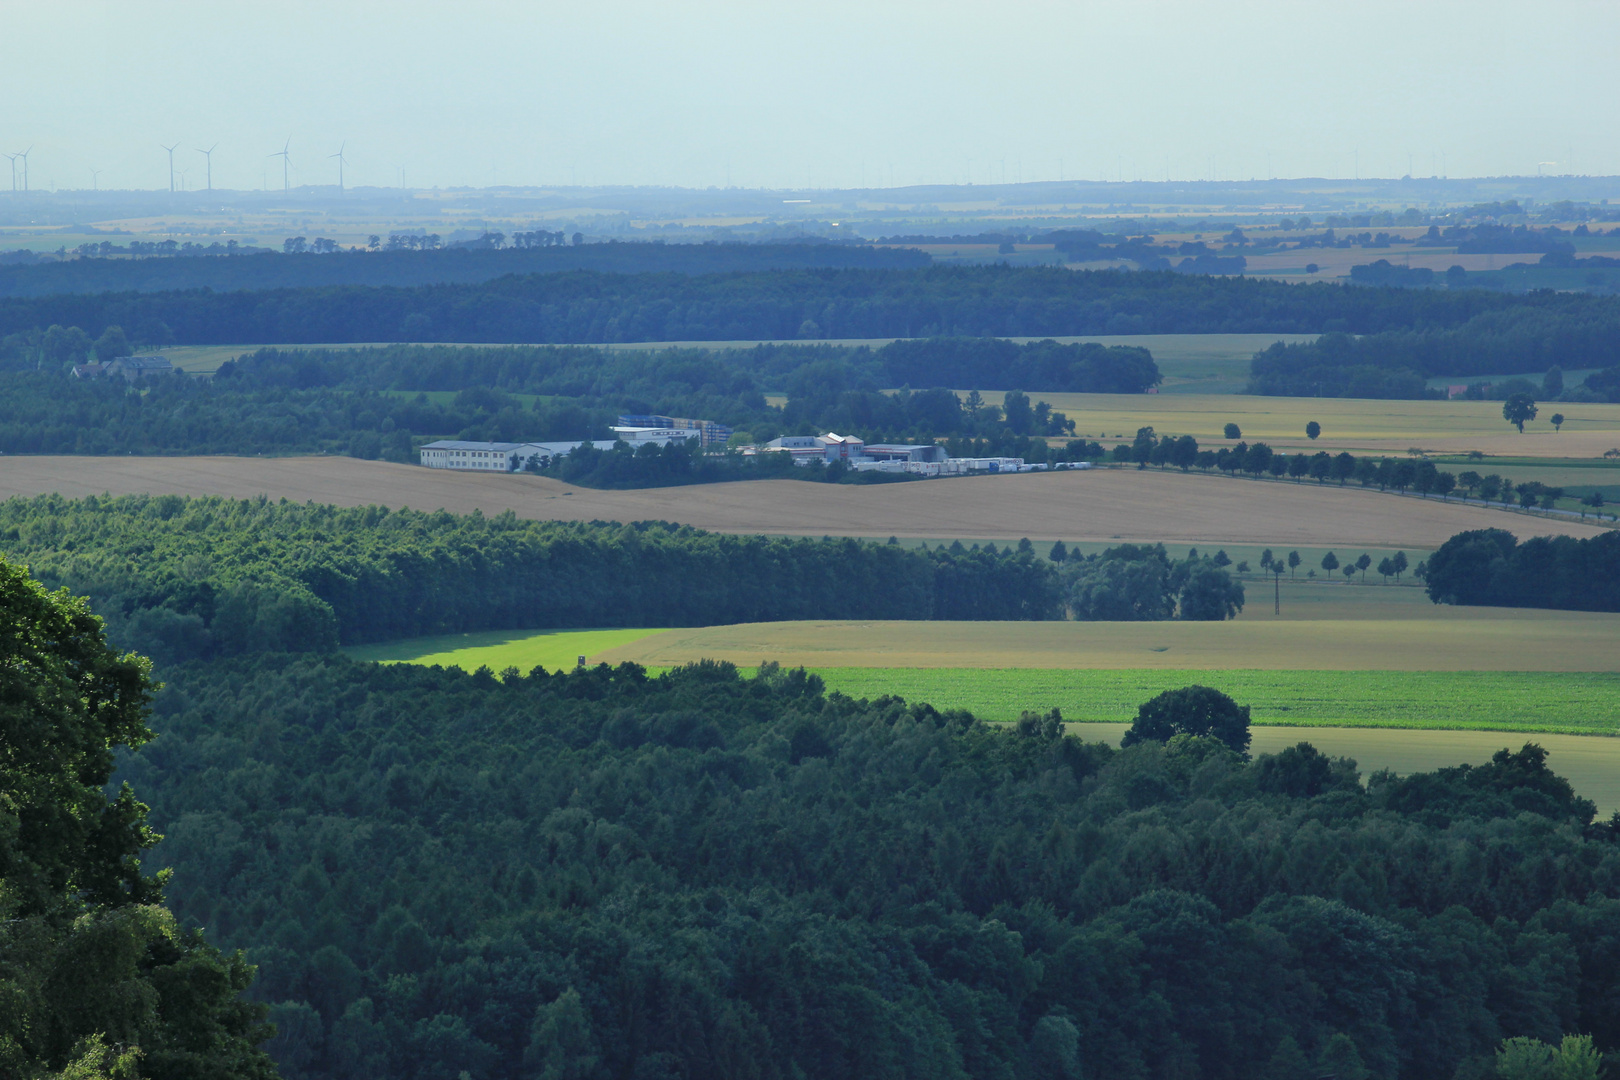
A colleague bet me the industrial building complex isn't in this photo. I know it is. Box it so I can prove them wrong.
[419,420,1086,478]
[756,432,1058,476]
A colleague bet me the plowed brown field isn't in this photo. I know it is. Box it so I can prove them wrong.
[2,455,1608,548]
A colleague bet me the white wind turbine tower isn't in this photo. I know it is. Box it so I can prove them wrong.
[197,144,217,191]
[3,153,16,192]
[269,138,292,191]
[162,143,178,192]
[329,141,349,192]
[17,147,31,192]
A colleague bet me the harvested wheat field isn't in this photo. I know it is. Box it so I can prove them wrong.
[0,454,1609,547]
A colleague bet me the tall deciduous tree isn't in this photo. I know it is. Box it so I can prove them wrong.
[1503,393,1538,433]
[1122,685,1252,755]
[0,555,277,1080]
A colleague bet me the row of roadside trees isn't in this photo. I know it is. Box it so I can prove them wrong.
[1116,426,1608,515]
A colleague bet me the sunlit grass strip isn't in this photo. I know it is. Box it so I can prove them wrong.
[344,627,665,673]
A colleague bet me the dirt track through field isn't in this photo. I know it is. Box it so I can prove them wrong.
[1,455,1609,547]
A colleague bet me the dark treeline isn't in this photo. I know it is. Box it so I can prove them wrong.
[3,265,1612,346]
[0,242,930,299]
[0,338,1156,459]
[1426,528,1620,612]
[1121,427,1600,513]
[0,496,1244,666]
[1249,311,1620,398]
[124,653,1620,1080]
[0,496,1063,664]
[881,336,1158,393]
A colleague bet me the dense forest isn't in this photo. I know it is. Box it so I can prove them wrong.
[0,242,930,299]
[4,264,1616,347]
[1425,528,1620,612]
[120,651,1620,1080]
[0,496,1246,666]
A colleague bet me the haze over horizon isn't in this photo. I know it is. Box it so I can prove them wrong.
[9,0,1619,194]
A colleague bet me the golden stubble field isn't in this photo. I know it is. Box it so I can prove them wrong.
[1,454,1609,548]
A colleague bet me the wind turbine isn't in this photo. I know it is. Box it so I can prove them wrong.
[196,144,216,191]
[329,141,348,192]
[89,168,101,191]
[162,143,178,192]
[269,138,291,191]
[18,147,31,192]
[3,153,15,193]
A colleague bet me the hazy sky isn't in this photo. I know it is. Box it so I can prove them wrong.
[7,0,1618,192]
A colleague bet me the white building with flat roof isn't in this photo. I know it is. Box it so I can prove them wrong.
[420,439,623,472]
[419,441,529,471]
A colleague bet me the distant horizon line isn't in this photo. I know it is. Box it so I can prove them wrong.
[2,174,1619,199]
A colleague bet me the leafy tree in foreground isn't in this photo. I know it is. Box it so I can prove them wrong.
[1305,420,1320,440]
[1121,685,1252,755]
[0,555,277,1080]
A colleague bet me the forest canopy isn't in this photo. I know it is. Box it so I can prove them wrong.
[121,651,1620,1080]
[0,495,1243,666]
[4,264,1616,346]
